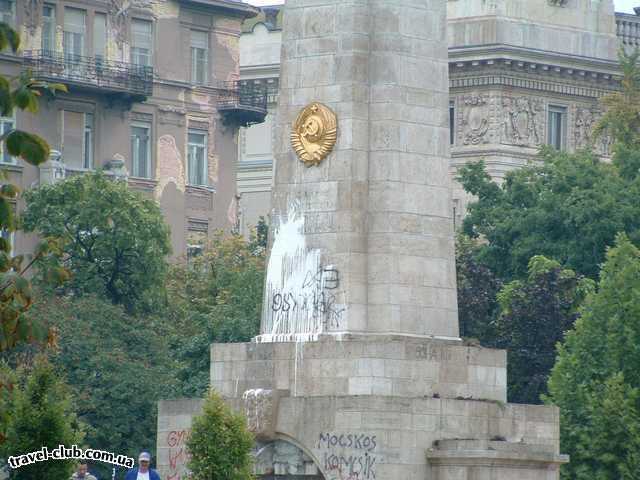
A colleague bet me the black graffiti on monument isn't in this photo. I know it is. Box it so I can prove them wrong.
[270,266,344,328]
[317,433,379,480]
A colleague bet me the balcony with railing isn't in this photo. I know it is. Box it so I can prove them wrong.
[616,11,640,51]
[22,50,153,102]
[217,81,268,127]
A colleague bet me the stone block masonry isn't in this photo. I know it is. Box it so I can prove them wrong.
[261,0,459,341]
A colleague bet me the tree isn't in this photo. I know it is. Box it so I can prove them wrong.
[0,23,67,352]
[595,50,640,158]
[495,256,593,404]
[22,172,171,312]
[456,235,502,341]
[21,292,175,479]
[1,355,84,480]
[459,50,640,283]
[167,233,265,397]
[458,150,640,281]
[594,49,640,183]
[0,360,16,445]
[187,390,254,480]
[546,235,640,479]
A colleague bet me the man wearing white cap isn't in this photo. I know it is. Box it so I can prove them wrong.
[124,452,161,480]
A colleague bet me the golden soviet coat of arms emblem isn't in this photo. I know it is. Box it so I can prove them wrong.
[290,102,337,167]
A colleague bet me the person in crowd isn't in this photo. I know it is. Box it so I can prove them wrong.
[124,452,161,480]
[70,461,98,480]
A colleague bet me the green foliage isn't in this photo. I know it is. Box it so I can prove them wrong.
[495,256,593,404]
[0,360,16,445]
[167,233,265,397]
[254,216,269,252]
[456,235,502,341]
[0,22,67,353]
[595,50,640,155]
[21,293,175,480]
[0,22,66,352]
[1,355,84,480]
[187,390,254,480]
[22,172,171,312]
[458,150,640,281]
[547,235,640,479]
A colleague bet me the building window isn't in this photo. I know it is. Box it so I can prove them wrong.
[449,101,455,146]
[187,130,207,186]
[131,19,153,67]
[63,8,86,61]
[131,122,151,178]
[93,12,107,60]
[548,105,567,150]
[42,5,56,54]
[83,113,93,169]
[0,116,14,164]
[62,110,93,170]
[0,0,14,27]
[186,244,203,261]
[191,30,209,85]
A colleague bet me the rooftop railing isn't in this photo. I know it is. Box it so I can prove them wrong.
[616,13,640,50]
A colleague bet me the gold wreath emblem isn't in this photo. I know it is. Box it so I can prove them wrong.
[290,102,337,167]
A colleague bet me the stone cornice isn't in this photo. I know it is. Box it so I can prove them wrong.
[449,44,620,76]
[241,45,621,99]
[450,57,619,98]
[450,71,616,98]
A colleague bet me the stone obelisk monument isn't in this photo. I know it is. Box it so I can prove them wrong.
[210,1,568,478]
[260,0,457,342]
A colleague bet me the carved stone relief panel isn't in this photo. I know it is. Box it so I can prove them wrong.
[459,94,493,146]
[501,96,544,147]
[254,440,321,477]
[573,105,612,156]
[243,389,279,440]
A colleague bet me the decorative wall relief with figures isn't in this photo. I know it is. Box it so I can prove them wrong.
[501,96,544,147]
[573,106,612,156]
[459,94,494,145]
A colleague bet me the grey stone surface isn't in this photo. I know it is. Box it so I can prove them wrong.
[212,339,564,480]
[156,399,204,480]
[428,439,569,479]
[212,336,507,402]
[262,0,459,340]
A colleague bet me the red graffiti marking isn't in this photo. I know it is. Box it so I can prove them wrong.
[165,430,191,480]
[167,430,190,448]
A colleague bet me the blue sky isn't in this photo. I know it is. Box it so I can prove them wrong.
[248,0,638,14]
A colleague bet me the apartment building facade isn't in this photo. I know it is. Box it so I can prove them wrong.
[237,0,631,236]
[4,0,265,257]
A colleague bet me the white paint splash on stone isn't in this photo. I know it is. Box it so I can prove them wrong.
[261,202,325,338]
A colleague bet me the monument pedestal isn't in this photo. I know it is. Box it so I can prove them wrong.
[211,336,567,479]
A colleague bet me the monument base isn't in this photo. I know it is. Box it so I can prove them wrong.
[208,335,567,479]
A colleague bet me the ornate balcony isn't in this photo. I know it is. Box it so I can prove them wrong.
[22,50,153,103]
[217,80,268,127]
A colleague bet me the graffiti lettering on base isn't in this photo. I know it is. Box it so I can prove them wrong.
[317,432,379,480]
